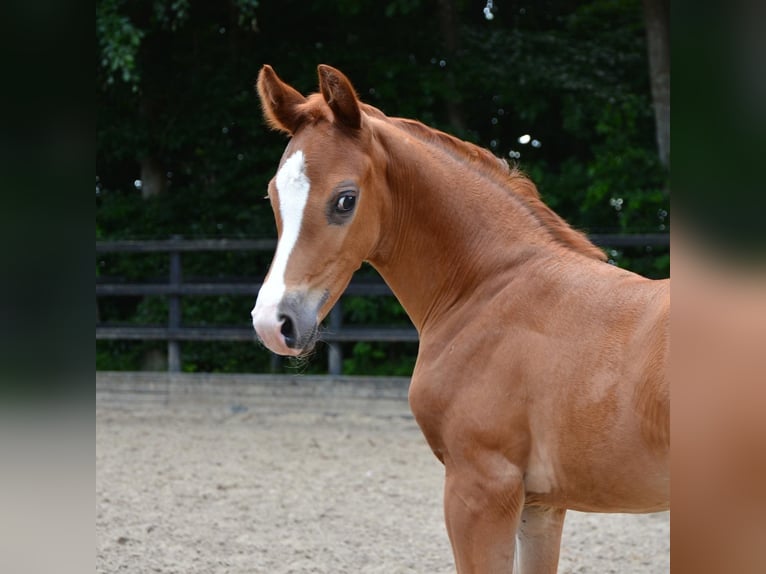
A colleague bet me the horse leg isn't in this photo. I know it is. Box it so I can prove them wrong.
[443,462,525,573]
[515,505,567,573]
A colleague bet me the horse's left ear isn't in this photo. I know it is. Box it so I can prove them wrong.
[317,64,361,130]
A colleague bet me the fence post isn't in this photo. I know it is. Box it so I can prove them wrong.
[269,352,282,373]
[168,237,182,372]
[327,301,343,376]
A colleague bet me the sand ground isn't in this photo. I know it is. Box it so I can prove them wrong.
[96,375,669,573]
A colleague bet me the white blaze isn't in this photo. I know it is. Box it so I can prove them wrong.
[252,150,310,315]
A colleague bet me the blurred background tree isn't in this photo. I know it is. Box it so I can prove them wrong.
[96,0,669,374]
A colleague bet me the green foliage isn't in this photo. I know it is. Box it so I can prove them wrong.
[343,342,417,376]
[96,0,145,87]
[153,0,190,31]
[343,295,409,326]
[97,0,669,374]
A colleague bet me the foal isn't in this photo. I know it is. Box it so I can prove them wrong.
[251,64,669,573]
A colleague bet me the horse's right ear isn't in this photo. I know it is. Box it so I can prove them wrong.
[256,65,308,135]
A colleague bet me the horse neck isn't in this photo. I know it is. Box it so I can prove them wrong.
[367,120,572,332]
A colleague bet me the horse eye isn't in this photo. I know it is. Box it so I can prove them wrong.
[335,193,357,213]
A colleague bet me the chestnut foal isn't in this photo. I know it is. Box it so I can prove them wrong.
[251,65,669,573]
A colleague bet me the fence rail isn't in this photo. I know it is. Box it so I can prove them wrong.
[96,234,668,374]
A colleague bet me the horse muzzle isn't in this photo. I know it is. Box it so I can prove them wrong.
[251,290,324,356]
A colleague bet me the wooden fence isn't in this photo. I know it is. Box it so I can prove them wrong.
[96,234,668,374]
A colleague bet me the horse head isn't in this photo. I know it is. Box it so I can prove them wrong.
[251,65,388,356]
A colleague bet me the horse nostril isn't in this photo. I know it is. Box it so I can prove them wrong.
[279,313,297,347]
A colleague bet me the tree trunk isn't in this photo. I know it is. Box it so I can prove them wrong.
[140,156,166,199]
[643,0,670,169]
[437,0,466,134]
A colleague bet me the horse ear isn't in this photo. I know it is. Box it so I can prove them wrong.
[256,65,308,134]
[317,64,361,130]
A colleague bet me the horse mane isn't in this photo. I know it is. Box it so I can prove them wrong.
[371,108,606,262]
